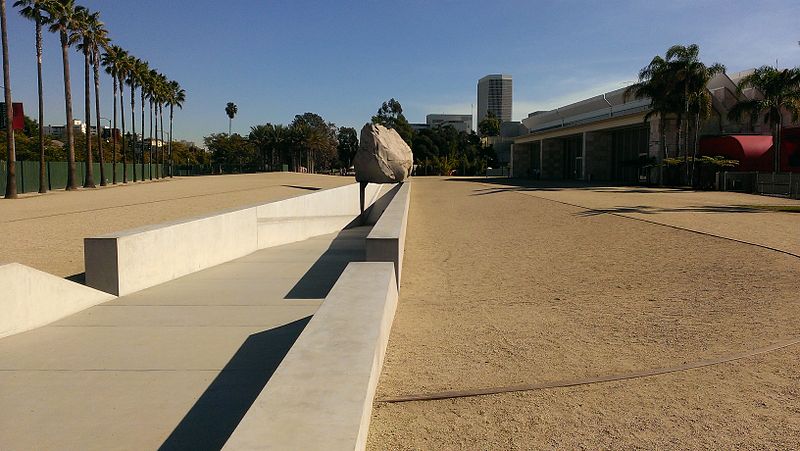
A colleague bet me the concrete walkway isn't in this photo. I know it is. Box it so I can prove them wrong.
[0,226,369,450]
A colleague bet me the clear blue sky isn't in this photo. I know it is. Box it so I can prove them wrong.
[5,0,800,145]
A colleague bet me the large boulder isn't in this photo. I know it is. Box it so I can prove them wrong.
[354,123,413,183]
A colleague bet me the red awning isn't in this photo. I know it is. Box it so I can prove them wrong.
[699,135,773,172]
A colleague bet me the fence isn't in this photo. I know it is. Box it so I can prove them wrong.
[1,161,166,195]
[721,171,800,199]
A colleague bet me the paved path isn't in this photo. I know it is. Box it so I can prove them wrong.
[0,227,368,450]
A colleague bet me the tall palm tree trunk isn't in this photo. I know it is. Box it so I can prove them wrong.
[168,104,174,177]
[119,76,126,183]
[140,88,145,180]
[130,84,137,182]
[93,50,105,186]
[60,30,77,190]
[774,111,783,173]
[82,49,95,188]
[111,73,117,184]
[158,105,167,178]
[35,17,45,193]
[148,99,153,180]
[1,0,15,198]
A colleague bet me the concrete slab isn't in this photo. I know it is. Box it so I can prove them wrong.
[84,182,383,297]
[224,262,399,451]
[366,182,411,285]
[0,262,115,339]
[0,228,370,451]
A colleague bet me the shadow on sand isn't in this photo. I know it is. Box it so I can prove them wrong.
[444,177,790,216]
[159,316,311,451]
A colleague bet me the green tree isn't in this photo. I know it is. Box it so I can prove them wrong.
[166,80,184,177]
[45,0,81,190]
[663,44,724,180]
[225,102,237,134]
[74,6,97,187]
[205,132,256,169]
[728,66,800,173]
[371,98,413,145]
[101,44,124,183]
[85,10,108,185]
[290,112,337,173]
[478,111,500,136]
[336,126,358,169]
[626,44,724,183]
[248,124,272,170]
[14,0,49,193]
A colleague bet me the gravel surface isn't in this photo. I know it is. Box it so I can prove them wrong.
[367,177,800,450]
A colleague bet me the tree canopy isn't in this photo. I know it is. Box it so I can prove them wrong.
[371,98,413,145]
[478,111,501,136]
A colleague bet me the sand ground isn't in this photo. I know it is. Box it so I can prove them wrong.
[0,173,353,277]
[367,177,800,450]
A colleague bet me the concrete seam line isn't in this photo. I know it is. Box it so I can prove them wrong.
[376,336,800,403]
[511,189,800,260]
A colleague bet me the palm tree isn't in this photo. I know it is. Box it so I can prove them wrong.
[145,68,156,180]
[74,6,96,188]
[166,80,184,177]
[115,50,130,182]
[125,56,140,182]
[156,73,167,175]
[663,44,724,180]
[101,44,123,183]
[249,124,271,171]
[225,102,237,134]
[84,10,108,185]
[729,66,800,173]
[136,60,150,181]
[14,0,49,193]
[626,54,681,162]
[1,0,16,198]
[45,0,81,190]
[90,14,108,185]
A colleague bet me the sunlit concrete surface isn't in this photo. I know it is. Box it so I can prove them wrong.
[0,227,369,451]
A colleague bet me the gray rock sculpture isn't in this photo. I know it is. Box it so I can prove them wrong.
[354,123,413,183]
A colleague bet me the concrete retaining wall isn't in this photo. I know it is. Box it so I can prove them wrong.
[0,262,115,339]
[223,262,398,451]
[365,182,411,286]
[85,183,382,296]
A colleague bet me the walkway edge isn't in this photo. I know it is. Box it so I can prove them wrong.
[223,262,398,451]
[85,182,383,296]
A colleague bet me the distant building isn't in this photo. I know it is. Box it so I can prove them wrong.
[410,123,429,132]
[482,121,528,166]
[101,127,122,140]
[511,69,800,181]
[426,114,472,133]
[477,74,512,124]
[44,120,88,138]
[0,102,24,131]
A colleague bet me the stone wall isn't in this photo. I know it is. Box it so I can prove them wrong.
[541,139,563,179]
[585,131,613,180]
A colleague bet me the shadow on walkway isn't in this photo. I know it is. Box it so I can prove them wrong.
[284,227,368,299]
[159,316,311,451]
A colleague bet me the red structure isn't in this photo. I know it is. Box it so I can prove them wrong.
[700,128,800,173]
[0,102,24,131]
